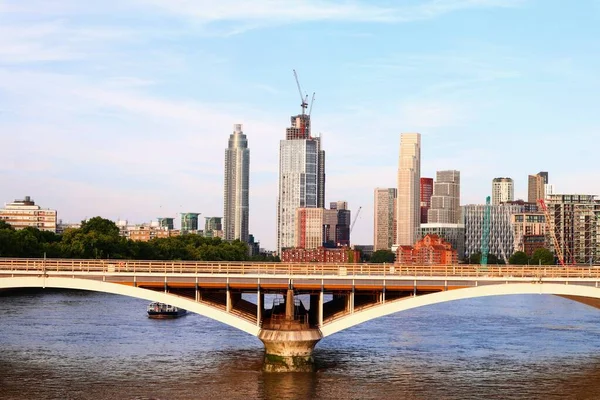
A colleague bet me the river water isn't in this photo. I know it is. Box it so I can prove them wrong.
[2,289,600,399]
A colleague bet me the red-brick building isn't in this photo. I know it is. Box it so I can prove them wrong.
[395,234,458,265]
[281,247,360,263]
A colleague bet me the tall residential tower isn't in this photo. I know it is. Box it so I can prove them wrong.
[277,114,325,254]
[224,124,250,242]
[492,177,514,205]
[396,133,421,246]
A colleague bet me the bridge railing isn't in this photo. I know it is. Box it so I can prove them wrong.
[1,258,600,279]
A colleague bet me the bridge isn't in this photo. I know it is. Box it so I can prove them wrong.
[3,258,600,371]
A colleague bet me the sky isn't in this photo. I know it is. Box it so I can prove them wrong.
[1,0,599,250]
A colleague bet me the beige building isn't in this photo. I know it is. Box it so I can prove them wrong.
[295,208,324,249]
[528,173,546,204]
[492,177,514,205]
[374,188,397,251]
[512,213,547,253]
[0,196,57,232]
[396,133,421,246]
[428,170,460,224]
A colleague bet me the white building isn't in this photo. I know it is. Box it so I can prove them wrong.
[224,124,250,243]
[428,170,460,224]
[0,196,57,232]
[492,177,514,205]
[396,133,421,246]
[277,114,325,254]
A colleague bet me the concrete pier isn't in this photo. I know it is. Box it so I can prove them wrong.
[258,329,323,372]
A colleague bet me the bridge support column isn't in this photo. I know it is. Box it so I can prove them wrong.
[259,329,322,372]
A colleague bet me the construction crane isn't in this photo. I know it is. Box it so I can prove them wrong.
[538,198,566,266]
[350,206,362,236]
[293,69,308,116]
[308,92,316,117]
[480,196,491,266]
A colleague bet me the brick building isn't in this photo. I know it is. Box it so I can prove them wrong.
[395,234,458,265]
[281,247,360,263]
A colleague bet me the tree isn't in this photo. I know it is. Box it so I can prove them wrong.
[370,249,395,263]
[530,248,554,265]
[468,252,481,264]
[80,217,120,237]
[509,251,529,265]
[0,220,15,231]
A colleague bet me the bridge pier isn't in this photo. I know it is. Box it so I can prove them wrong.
[258,329,322,372]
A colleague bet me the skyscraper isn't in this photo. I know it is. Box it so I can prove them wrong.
[224,124,250,243]
[492,177,514,205]
[428,170,460,224]
[374,188,397,251]
[528,171,548,204]
[420,178,433,224]
[396,133,421,246]
[277,114,325,254]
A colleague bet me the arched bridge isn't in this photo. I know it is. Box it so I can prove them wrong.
[2,258,600,371]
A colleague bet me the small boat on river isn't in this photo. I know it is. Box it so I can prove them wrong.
[147,302,187,319]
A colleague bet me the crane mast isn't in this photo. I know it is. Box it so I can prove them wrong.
[480,196,491,266]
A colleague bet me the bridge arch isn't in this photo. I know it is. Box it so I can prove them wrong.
[0,276,260,337]
[320,283,600,337]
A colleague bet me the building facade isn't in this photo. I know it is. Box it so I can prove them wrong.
[528,172,546,204]
[157,217,174,230]
[492,177,514,205]
[512,213,547,256]
[325,201,351,247]
[0,196,57,232]
[224,123,250,243]
[277,113,325,254]
[181,213,200,234]
[420,178,433,223]
[281,247,360,263]
[374,188,397,251]
[545,194,600,264]
[395,234,458,265]
[396,133,421,246]
[463,203,524,262]
[419,223,465,260]
[295,208,324,249]
[427,170,460,224]
[204,217,223,238]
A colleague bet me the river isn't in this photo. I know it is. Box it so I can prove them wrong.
[2,289,600,399]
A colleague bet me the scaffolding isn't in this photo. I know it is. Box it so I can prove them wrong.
[544,195,600,265]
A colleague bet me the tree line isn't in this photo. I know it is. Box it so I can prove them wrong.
[0,217,279,262]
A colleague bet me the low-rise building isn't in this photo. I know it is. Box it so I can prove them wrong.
[395,234,458,265]
[281,247,360,263]
[0,196,57,232]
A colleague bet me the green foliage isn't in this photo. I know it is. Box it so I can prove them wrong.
[509,251,529,265]
[530,248,555,265]
[370,249,395,264]
[468,252,505,265]
[0,216,266,262]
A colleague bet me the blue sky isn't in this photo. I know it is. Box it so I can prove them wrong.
[1,0,599,250]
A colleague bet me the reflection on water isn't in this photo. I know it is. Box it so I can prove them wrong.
[2,289,600,399]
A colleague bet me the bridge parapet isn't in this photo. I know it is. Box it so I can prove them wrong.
[2,257,600,279]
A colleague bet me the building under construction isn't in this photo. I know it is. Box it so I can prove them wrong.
[545,194,600,265]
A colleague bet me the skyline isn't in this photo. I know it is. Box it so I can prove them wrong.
[2,0,600,250]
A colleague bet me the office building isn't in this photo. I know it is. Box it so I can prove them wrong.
[492,177,514,205]
[374,188,397,251]
[224,124,250,243]
[512,212,546,257]
[0,196,57,232]
[157,218,174,230]
[277,112,325,254]
[428,170,460,224]
[295,208,324,249]
[181,213,200,233]
[396,133,421,246]
[205,217,223,238]
[463,203,524,262]
[420,178,433,223]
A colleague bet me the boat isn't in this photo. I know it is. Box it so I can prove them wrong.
[147,302,187,319]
